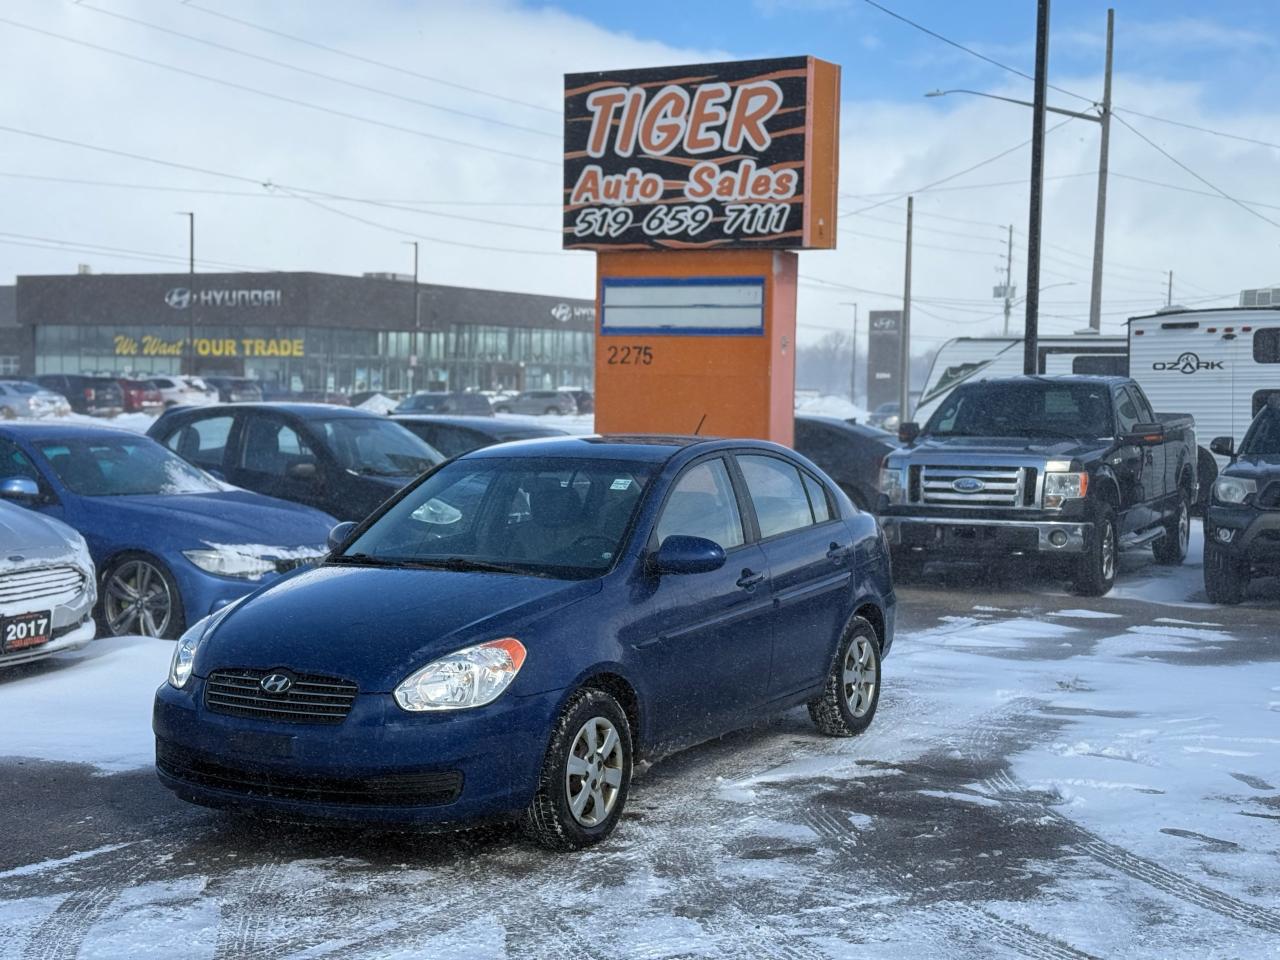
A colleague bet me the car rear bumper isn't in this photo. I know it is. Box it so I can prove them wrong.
[1204,506,1280,563]
[881,516,1090,556]
[153,679,560,825]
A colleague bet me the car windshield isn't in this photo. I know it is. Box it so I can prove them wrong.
[38,436,224,496]
[317,417,441,476]
[338,456,653,579]
[1239,408,1280,456]
[924,382,1112,439]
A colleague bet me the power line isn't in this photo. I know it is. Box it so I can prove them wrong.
[0,15,559,167]
[1112,108,1280,152]
[70,2,560,140]
[1109,171,1280,213]
[174,0,560,116]
[0,231,277,272]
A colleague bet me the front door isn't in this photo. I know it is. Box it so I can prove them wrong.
[228,413,328,511]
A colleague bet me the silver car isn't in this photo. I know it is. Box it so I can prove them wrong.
[492,390,580,416]
[0,491,97,667]
[0,381,71,420]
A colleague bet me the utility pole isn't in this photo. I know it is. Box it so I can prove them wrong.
[1087,8,1114,332]
[1024,0,1051,375]
[1002,224,1014,336]
[178,211,195,376]
[1167,270,1173,307]
[899,196,913,421]
[404,240,421,394]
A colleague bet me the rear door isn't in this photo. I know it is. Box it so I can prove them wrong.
[1113,386,1155,532]
[157,411,237,477]
[733,452,852,699]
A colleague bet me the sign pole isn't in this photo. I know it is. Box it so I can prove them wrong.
[899,196,913,424]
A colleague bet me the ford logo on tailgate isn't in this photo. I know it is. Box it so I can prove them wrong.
[952,477,986,493]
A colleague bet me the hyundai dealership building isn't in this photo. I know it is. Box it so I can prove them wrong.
[3,271,595,395]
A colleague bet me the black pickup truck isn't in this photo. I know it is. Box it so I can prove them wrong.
[879,376,1197,596]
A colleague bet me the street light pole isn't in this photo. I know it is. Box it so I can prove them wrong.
[177,212,194,376]
[402,240,420,394]
[1024,0,1051,375]
[1087,8,1114,332]
[900,196,913,421]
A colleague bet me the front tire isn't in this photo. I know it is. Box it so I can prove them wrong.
[808,617,881,737]
[1204,541,1248,605]
[1073,504,1117,597]
[523,688,632,851]
[1153,490,1191,565]
[100,553,185,639]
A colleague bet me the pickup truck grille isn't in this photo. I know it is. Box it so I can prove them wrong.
[918,465,1036,509]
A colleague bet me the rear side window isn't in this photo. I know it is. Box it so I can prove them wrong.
[655,458,745,550]
[737,455,816,539]
[802,473,833,521]
[166,415,234,469]
[241,418,314,474]
[1254,329,1280,364]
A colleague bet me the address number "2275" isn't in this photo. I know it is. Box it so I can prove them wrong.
[606,345,653,365]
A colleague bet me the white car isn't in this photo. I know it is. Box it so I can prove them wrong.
[0,491,97,667]
[149,376,218,408]
[0,381,71,419]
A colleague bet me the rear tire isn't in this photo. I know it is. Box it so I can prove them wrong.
[523,688,632,851]
[1153,489,1191,565]
[1073,504,1117,597]
[809,617,881,737]
[544,406,562,416]
[1203,541,1247,605]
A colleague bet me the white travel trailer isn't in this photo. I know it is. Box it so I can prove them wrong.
[912,334,1128,426]
[1128,306,1280,497]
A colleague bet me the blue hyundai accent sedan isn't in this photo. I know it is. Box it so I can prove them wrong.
[0,423,335,639]
[154,436,895,849]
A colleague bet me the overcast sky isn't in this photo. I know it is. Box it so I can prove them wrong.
[2,0,1278,349]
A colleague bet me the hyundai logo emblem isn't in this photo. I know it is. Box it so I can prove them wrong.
[164,287,192,309]
[259,673,293,694]
[952,477,986,493]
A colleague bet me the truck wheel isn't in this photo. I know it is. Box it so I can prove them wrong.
[1203,542,1247,605]
[1152,490,1190,565]
[1073,505,1117,597]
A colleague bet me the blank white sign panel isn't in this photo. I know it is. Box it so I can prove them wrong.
[601,278,765,336]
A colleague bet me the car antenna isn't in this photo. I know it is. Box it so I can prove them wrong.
[693,414,707,436]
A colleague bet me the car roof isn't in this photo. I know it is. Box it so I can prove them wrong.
[0,421,151,442]
[392,415,564,435]
[162,402,374,419]
[970,374,1130,387]
[460,434,787,464]
[796,414,894,437]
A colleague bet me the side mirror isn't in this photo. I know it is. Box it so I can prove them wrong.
[0,476,39,502]
[327,521,357,552]
[1125,422,1166,446]
[650,535,726,576]
[1209,436,1236,459]
[898,422,921,445]
[287,461,318,481]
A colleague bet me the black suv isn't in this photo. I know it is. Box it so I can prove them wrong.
[394,391,493,416]
[34,375,124,416]
[148,403,443,521]
[1203,400,1280,604]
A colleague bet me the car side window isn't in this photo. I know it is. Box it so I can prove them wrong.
[737,454,816,539]
[241,417,314,475]
[802,472,833,521]
[1115,389,1140,434]
[423,425,473,458]
[654,458,745,550]
[1130,387,1155,424]
[0,439,43,484]
[165,414,234,469]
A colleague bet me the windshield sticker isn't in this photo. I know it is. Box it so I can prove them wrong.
[610,478,632,491]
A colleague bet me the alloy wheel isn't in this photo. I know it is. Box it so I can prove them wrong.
[1177,501,1190,553]
[104,560,173,637]
[1101,522,1116,582]
[564,716,624,827]
[843,635,878,718]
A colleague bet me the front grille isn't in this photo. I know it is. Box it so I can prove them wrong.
[204,668,357,724]
[0,565,86,606]
[156,741,462,807]
[918,465,1034,509]
[1258,481,1280,510]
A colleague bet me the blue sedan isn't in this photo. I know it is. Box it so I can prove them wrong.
[154,436,895,849]
[0,423,335,638]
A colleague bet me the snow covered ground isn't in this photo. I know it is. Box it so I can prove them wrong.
[0,529,1276,959]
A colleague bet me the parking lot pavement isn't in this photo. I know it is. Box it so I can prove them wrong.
[1,525,1277,959]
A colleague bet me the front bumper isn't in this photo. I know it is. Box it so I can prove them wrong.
[153,679,562,825]
[0,616,95,668]
[881,516,1091,557]
[1204,505,1280,564]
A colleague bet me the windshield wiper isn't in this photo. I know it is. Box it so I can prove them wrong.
[410,556,529,575]
[327,552,410,567]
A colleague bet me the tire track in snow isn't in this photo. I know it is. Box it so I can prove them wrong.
[212,856,284,960]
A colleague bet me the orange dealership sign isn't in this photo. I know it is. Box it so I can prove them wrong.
[564,56,840,251]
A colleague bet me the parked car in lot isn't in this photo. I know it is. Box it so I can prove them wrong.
[1203,399,1280,603]
[149,376,218,408]
[562,389,594,414]
[0,498,96,667]
[394,391,493,416]
[794,415,897,513]
[493,390,579,416]
[0,423,334,638]
[203,377,264,404]
[392,415,569,458]
[0,380,71,419]
[118,378,164,414]
[867,402,901,432]
[34,375,124,417]
[153,435,893,848]
[148,403,442,522]
[880,376,1197,596]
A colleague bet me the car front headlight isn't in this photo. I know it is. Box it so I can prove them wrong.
[167,597,244,688]
[394,637,527,712]
[1044,471,1088,509]
[1213,476,1257,505]
[183,548,278,580]
[879,465,906,505]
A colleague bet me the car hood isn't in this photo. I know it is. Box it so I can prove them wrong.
[903,435,1105,461]
[196,564,601,691]
[1222,455,1280,482]
[76,490,335,550]
[0,503,86,566]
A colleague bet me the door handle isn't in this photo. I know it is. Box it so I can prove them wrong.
[736,569,765,590]
[826,542,851,563]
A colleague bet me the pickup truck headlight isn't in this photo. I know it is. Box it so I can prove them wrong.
[879,466,906,505]
[1044,471,1088,509]
[1213,476,1256,505]
[394,638,526,711]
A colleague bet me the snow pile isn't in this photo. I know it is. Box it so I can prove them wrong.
[793,394,868,422]
[356,393,399,415]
